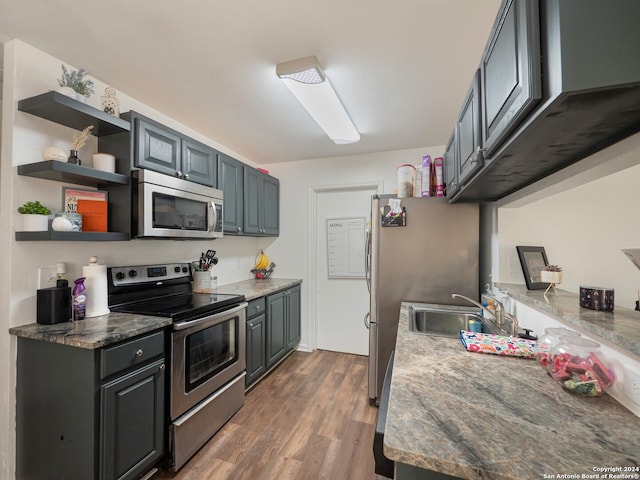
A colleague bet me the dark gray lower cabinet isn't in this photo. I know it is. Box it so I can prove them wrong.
[16,331,166,480]
[248,285,301,387]
[246,298,266,388]
[101,359,165,480]
[285,286,301,351]
[266,291,288,368]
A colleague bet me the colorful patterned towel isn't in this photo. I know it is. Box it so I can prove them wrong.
[459,330,537,358]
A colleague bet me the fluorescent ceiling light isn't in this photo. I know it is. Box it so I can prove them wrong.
[276,56,360,144]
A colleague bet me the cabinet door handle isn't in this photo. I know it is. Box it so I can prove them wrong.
[237,226,242,232]
[176,171,183,178]
[159,363,165,371]
[183,174,189,180]
[135,349,144,357]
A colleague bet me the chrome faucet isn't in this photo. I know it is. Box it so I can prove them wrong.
[451,293,519,337]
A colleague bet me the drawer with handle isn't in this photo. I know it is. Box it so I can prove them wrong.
[100,330,165,379]
[247,298,265,319]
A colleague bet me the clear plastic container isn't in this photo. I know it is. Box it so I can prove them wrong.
[397,164,415,198]
[535,327,581,369]
[548,336,614,396]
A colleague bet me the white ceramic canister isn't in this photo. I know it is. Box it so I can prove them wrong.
[397,164,416,198]
[82,256,110,317]
[92,153,116,173]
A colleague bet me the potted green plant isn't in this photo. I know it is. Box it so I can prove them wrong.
[18,201,51,232]
[57,64,95,101]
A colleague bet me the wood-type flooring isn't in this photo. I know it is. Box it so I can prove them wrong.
[154,350,388,480]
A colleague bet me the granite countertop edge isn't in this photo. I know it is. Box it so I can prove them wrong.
[213,277,302,301]
[495,282,640,360]
[383,302,640,480]
[9,277,302,349]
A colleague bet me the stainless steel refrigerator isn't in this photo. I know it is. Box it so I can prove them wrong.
[365,195,479,402]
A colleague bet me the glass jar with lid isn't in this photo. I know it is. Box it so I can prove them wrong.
[535,327,581,369]
[547,336,614,396]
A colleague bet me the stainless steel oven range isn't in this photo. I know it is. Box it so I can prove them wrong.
[108,263,247,471]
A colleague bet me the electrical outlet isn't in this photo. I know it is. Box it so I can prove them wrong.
[38,267,57,289]
[623,363,640,406]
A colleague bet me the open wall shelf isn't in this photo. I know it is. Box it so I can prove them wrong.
[18,91,130,136]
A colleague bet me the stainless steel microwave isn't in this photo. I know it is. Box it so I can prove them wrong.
[133,169,223,239]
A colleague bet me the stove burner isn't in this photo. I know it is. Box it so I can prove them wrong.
[111,292,245,322]
[107,263,244,323]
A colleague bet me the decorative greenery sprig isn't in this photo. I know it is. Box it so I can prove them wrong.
[71,125,94,150]
[543,264,563,272]
[57,64,95,97]
[17,201,51,215]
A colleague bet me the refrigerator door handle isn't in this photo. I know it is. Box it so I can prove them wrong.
[364,311,370,329]
[365,230,371,293]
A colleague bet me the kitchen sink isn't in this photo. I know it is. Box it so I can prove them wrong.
[408,304,491,337]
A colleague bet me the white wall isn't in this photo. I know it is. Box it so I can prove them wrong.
[497,133,640,309]
[262,147,442,351]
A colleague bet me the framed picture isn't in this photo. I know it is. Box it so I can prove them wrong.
[62,187,108,213]
[516,246,549,290]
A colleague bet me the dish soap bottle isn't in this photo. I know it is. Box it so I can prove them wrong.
[73,277,87,321]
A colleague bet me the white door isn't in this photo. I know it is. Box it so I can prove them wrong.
[315,187,377,355]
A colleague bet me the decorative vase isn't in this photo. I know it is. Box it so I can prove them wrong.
[56,86,76,98]
[540,270,563,284]
[22,214,49,232]
[101,87,120,116]
[68,149,80,165]
[540,270,563,295]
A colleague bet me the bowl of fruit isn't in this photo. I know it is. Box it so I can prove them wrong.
[251,249,276,279]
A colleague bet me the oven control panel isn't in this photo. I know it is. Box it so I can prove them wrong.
[110,263,191,287]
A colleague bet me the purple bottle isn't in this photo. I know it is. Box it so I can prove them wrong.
[73,277,87,321]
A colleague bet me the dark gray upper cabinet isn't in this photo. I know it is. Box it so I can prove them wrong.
[125,112,217,187]
[261,174,280,236]
[134,117,181,175]
[443,130,459,198]
[217,153,245,234]
[450,0,640,202]
[182,138,217,186]
[457,70,484,185]
[244,167,280,236]
[480,0,541,158]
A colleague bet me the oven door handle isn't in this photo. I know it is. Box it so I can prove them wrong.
[173,302,248,331]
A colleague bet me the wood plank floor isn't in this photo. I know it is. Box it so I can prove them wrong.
[154,350,387,480]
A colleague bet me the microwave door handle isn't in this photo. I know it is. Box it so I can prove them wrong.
[208,201,217,232]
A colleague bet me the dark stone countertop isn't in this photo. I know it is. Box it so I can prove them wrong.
[495,282,640,360]
[9,277,302,349]
[9,312,172,349]
[384,302,640,480]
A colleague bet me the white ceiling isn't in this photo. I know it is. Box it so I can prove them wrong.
[0,0,501,164]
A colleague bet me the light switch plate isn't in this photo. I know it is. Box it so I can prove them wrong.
[38,267,57,289]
